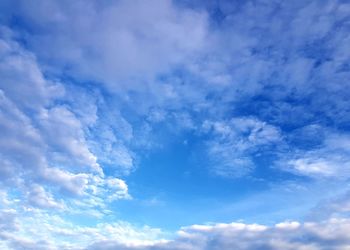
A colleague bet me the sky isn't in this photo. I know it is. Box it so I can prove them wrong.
[0,0,350,249]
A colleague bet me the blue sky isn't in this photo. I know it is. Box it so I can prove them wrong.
[0,0,350,249]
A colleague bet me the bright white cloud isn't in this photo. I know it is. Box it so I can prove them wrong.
[87,218,350,250]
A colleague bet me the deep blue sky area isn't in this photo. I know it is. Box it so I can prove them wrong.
[0,0,350,249]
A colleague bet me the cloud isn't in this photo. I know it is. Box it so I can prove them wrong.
[0,86,46,182]
[40,168,89,196]
[26,184,64,209]
[279,131,350,178]
[0,209,18,232]
[88,218,350,250]
[0,36,92,192]
[103,177,131,201]
[38,106,101,173]
[8,207,349,250]
[0,33,132,213]
[0,206,164,250]
[84,176,131,203]
[202,117,282,177]
[2,0,349,126]
[0,0,350,249]
[2,0,208,91]
[3,0,348,138]
[0,28,64,110]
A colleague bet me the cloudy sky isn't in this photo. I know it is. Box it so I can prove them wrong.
[0,0,350,249]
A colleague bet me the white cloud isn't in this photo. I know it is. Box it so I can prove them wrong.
[104,177,131,201]
[8,0,208,91]
[89,123,135,174]
[0,208,164,250]
[87,218,350,250]
[40,167,89,196]
[0,1,350,249]
[0,31,64,110]
[203,117,282,177]
[0,34,132,215]
[0,87,46,178]
[279,132,350,178]
[0,209,18,232]
[26,184,64,210]
[85,176,131,203]
[39,106,102,174]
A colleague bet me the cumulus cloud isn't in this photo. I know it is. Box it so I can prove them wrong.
[40,168,89,196]
[85,218,350,250]
[88,218,350,250]
[83,176,131,204]
[26,184,64,209]
[4,208,350,250]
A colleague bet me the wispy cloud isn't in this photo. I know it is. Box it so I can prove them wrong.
[202,117,282,177]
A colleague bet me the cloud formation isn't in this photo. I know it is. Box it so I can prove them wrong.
[0,0,350,249]
[0,33,132,216]
[2,0,208,90]
[88,218,350,250]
